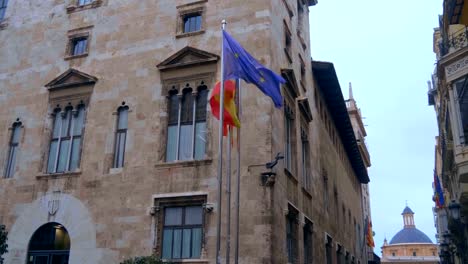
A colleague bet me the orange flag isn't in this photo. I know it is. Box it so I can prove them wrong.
[210,80,241,136]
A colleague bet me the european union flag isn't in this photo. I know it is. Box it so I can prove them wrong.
[223,31,285,108]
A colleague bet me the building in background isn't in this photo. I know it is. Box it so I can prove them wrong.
[430,0,468,263]
[381,206,439,264]
[346,83,380,264]
[0,0,372,263]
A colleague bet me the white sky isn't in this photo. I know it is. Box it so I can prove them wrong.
[309,0,442,255]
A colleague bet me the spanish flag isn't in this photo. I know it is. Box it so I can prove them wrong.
[209,80,240,136]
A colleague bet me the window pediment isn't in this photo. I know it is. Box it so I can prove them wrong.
[157,46,219,71]
[45,68,98,91]
[298,97,313,122]
[281,68,300,98]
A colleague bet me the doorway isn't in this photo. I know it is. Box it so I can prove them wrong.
[27,222,70,264]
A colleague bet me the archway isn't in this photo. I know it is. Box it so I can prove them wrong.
[27,222,70,264]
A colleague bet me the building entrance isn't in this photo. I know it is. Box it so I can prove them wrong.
[26,222,70,264]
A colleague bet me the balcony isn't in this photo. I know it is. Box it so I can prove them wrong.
[440,26,468,57]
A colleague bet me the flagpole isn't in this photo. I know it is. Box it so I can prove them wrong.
[226,126,232,264]
[216,19,227,264]
[234,79,241,264]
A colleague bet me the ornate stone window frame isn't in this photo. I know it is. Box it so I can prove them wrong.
[156,46,219,167]
[65,26,93,60]
[38,68,98,178]
[151,194,209,261]
[176,0,207,38]
[3,118,23,179]
[66,0,102,14]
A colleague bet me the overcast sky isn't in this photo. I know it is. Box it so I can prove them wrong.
[309,0,442,255]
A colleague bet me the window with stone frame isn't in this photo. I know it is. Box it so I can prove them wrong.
[113,104,128,168]
[176,2,205,37]
[301,124,311,191]
[453,77,468,144]
[47,103,86,174]
[322,168,329,212]
[4,119,21,178]
[166,83,208,162]
[65,27,92,59]
[345,251,350,264]
[303,219,313,264]
[283,20,292,63]
[78,0,93,6]
[154,195,207,260]
[0,0,8,20]
[284,98,296,175]
[325,234,333,264]
[286,204,299,264]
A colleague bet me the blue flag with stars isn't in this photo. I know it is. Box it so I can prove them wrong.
[223,31,285,108]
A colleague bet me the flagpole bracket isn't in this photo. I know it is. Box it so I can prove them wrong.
[261,172,276,187]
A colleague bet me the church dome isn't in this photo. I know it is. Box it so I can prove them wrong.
[389,227,433,244]
[389,206,433,244]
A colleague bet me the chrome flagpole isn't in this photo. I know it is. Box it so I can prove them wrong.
[226,126,232,264]
[216,19,227,264]
[234,79,241,264]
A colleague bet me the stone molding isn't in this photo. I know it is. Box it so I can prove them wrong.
[445,55,468,82]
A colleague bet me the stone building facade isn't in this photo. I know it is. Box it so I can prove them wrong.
[430,0,468,262]
[0,0,371,263]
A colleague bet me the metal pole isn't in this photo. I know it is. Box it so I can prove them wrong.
[226,127,232,264]
[216,19,227,264]
[234,79,242,264]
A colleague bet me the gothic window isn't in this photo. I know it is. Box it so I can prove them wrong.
[303,219,313,264]
[113,104,128,168]
[166,84,208,162]
[284,101,296,174]
[0,0,8,20]
[301,126,311,190]
[286,205,298,264]
[47,103,85,174]
[325,235,333,264]
[4,120,21,178]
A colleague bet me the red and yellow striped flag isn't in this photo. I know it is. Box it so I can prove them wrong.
[209,80,240,136]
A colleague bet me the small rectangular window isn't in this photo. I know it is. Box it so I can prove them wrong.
[78,0,93,6]
[183,13,202,33]
[0,0,8,20]
[162,205,203,259]
[5,122,21,178]
[71,37,88,56]
[113,106,128,168]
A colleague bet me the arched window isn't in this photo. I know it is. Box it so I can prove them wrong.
[113,104,128,168]
[166,84,208,162]
[47,103,86,173]
[27,222,70,264]
[4,120,21,178]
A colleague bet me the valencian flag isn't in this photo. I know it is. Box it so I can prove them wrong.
[366,218,375,247]
[434,171,445,208]
[222,31,286,108]
[210,80,240,136]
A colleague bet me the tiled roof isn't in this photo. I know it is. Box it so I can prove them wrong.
[389,227,433,244]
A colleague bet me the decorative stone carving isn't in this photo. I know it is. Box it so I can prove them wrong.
[445,55,468,82]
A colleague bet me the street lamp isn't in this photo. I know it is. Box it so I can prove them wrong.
[447,200,466,264]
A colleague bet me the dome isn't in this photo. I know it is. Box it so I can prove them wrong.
[389,227,433,244]
[401,206,414,214]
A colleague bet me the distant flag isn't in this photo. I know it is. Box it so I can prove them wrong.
[366,218,375,248]
[210,80,240,136]
[222,31,285,108]
[434,171,445,208]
